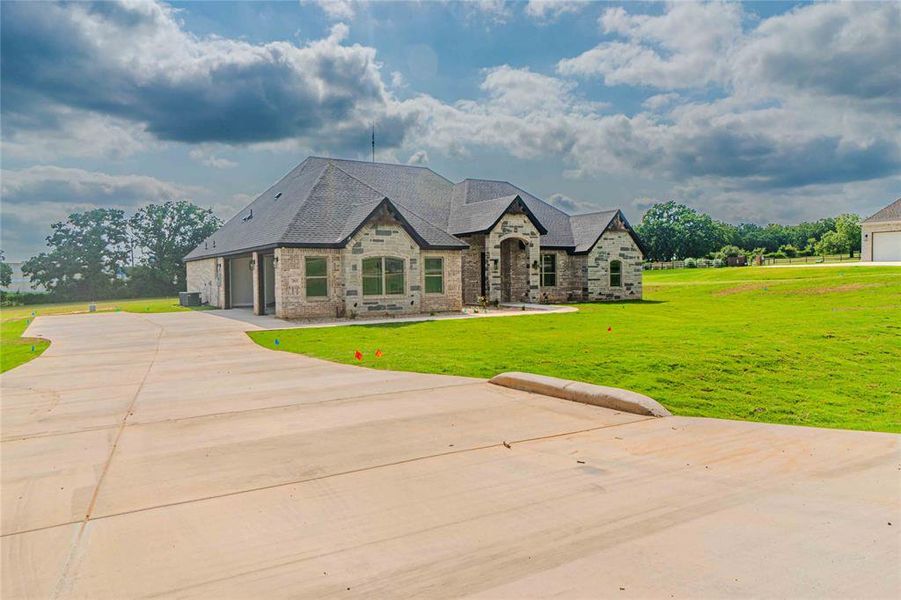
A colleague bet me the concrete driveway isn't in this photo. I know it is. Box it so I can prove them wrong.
[2,311,898,599]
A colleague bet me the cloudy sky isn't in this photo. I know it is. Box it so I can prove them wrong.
[2,0,899,259]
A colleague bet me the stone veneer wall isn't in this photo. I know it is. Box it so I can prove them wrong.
[487,213,540,303]
[274,247,345,319]
[185,258,221,307]
[460,234,486,305]
[585,230,643,300]
[420,250,463,313]
[342,221,421,316]
[861,221,901,261]
[538,249,585,303]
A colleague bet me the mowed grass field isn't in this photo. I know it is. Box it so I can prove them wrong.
[250,266,901,433]
[0,297,193,373]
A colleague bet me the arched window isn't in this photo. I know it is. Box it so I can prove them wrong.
[610,260,622,287]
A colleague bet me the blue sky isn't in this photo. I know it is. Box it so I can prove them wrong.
[2,0,899,259]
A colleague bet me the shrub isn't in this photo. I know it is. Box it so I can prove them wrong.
[713,258,725,268]
[715,245,744,259]
[0,291,54,306]
[779,244,800,258]
[685,258,698,268]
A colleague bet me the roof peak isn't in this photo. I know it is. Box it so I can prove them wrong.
[309,155,435,172]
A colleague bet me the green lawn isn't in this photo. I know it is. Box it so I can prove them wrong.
[0,297,194,373]
[249,266,901,433]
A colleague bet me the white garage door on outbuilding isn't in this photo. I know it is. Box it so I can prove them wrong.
[861,198,901,262]
[872,231,901,262]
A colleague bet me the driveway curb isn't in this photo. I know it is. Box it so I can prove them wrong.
[489,371,671,417]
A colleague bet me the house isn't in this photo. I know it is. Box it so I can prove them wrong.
[860,199,901,262]
[184,157,645,319]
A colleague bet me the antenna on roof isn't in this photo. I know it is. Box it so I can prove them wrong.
[371,123,375,163]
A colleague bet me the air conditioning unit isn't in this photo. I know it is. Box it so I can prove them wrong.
[179,292,202,307]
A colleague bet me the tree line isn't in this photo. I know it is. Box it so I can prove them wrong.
[5,202,220,302]
[635,201,862,262]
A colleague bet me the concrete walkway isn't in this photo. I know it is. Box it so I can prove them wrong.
[1,310,898,599]
[204,302,576,330]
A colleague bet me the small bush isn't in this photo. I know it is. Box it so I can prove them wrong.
[713,258,725,268]
[685,258,698,268]
[0,291,54,306]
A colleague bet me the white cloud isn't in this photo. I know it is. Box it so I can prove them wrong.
[390,70,407,89]
[642,93,680,112]
[305,0,357,21]
[1,108,155,161]
[0,166,210,258]
[1,166,204,208]
[558,3,743,88]
[406,150,429,165]
[189,148,238,169]
[731,1,901,111]
[524,1,586,22]
[465,0,513,24]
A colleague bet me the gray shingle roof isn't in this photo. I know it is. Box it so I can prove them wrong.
[569,211,618,253]
[185,156,639,261]
[450,179,574,247]
[863,199,901,223]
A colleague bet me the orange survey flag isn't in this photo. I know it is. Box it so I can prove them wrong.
[354,350,363,361]
[375,349,383,358]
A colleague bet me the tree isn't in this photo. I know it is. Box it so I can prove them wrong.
[814,230,848,256]
[814,214,861,257]
[832,213,861,257]
[636,201,727,260]
[22,209,130,300]
[0,251,12,288]
[129,201,221,294]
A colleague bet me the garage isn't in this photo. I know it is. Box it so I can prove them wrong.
[861,199,901,262]
[872,231,901,262]
[228,256,254,307]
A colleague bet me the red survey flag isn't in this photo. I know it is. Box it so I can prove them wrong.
[354,350,363,361]
[375,349,383,358]
[607,326,612,332]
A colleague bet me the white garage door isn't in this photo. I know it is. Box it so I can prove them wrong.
[873,231,901,262]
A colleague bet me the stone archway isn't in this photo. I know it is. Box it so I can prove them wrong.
[500,237,531,302]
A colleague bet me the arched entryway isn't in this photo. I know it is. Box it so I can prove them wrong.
[500,237,531,302]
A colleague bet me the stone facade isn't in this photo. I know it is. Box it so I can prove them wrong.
[460,234,486,305]
[268,208,462,320]
[274,247,345,319]
[486,212,540,303]
[420,250,463,313]
[186,207,643,319]
[537,249,585,304]
[585,229,643,301]
[456,212,644,305]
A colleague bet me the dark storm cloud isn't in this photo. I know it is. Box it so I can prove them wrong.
[0,2,403,148]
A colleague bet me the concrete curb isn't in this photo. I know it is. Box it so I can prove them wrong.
[489,372,671,417]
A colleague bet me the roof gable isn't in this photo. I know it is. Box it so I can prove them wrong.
[448,194,548,235]
[570,210,646,256]
[863,198,901,223]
